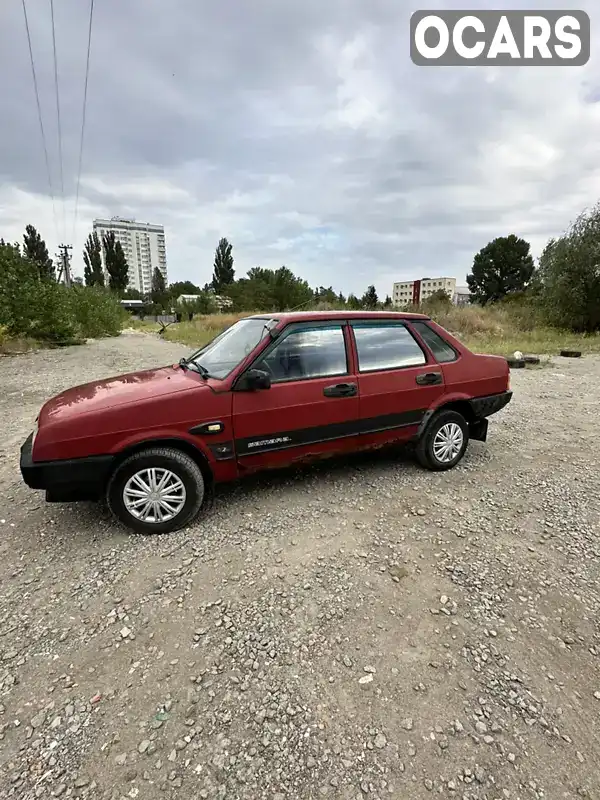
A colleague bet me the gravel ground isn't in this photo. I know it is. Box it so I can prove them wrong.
[1,331,599,800]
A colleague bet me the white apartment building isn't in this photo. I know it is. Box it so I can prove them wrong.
[92,217,167,295]
[393,276,457,306]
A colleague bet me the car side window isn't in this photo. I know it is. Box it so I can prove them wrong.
[352,322,426,372]
[255,325,348,382]
[411,321,458,363]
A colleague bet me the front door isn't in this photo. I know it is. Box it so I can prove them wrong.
[350,320,446,446]
[232,321,360,472]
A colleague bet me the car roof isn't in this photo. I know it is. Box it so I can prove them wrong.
[246,310,431,323]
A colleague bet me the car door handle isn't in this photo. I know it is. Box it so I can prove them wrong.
[415,372,442,386]
[323,382,358,398]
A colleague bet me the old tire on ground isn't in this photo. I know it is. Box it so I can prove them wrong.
[415,409,470,472]
[107,447,205,535]
[560,350,582,358]
[506,358,526,368]
[523,355,540,365]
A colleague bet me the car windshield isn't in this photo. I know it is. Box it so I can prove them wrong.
[186,317,275,379]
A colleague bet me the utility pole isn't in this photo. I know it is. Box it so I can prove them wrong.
[56,244,73,286]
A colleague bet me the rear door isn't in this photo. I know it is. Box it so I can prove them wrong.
[232,321,360,472]
[350,320,446,446]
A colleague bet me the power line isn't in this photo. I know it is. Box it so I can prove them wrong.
[49,0,66,239]
[21,0,59,243]
[72,0,95,244]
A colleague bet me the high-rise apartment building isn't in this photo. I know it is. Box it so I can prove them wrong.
[92,217,167,295]
[392,276,456,306]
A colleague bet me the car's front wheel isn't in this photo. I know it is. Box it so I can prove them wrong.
[107,447,205,534]
[415,410,469,471]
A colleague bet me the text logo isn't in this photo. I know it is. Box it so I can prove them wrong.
[410,10,590,66]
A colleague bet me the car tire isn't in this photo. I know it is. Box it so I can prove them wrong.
[523,355,540,365]
[415,410,469,472]
[506,358,525,368]
[560,349,582,358]
[107,447,205,535]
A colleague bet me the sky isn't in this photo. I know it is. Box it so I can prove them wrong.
[1,0,599,298]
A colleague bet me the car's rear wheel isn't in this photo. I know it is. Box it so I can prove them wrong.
[415,410,469,471]
[107,447,205,534]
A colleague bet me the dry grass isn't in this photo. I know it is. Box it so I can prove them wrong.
[128,306,600,358]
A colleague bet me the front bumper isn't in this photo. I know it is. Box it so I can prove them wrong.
[20,433,114,502]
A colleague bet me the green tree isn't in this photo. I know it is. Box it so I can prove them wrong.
[425,288,452,306]
[0,240,74,342]
[23,224,54,281]
[102,231,129,294]
[467,235,534,304]
[361,285,379,309]
[347,293,361,309]
[168,280,201,301]
[538,203,600,332]
[151,267,168,309]
[122,288,142,300]
[314,286,339,305]
[383,294,392,308]
[212,237,235,291]
[228,266,312,311]
[83,231,104,287]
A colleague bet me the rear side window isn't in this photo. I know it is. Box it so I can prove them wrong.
[411,321,458,363]
[352,322,426,372]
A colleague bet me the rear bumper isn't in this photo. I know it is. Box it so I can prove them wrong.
[20,433,114,502]
[470,391,512,419]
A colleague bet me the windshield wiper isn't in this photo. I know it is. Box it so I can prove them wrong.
[194,362,210,378]
[179,357,210,378]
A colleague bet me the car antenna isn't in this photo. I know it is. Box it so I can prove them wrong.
[287,297,315,312]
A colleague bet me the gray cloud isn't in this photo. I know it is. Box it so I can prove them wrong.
[1,0,599,296]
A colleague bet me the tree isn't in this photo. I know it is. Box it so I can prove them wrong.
[228,266,312,311]
[467,234,534,304]
[83,232,104,287]
[102,231,129,294]
[314,286,339,305]
[212,237,235,291]
[383,294,392,308]
[23,224,54,281]
[347,293,361,310]
[425,288,452,306]
[151,267,168,309]
[361,285,379,309]
[168,280,201,301]
[123,288,142,300]
[538,203,600,332]
[0,240,75,342]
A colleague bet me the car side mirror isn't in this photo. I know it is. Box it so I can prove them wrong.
[239,368,271,391]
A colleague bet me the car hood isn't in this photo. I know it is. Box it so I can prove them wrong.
[38,364,202,426]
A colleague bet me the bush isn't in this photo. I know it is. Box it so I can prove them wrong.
[0,242,126,344]
[67,285,126,338]
[27,282,77,343]
[538,204,600,333]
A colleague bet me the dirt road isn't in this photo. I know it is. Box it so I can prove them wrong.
[1,332,599,800]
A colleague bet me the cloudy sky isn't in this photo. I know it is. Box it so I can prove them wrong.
[1,0,599,297]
